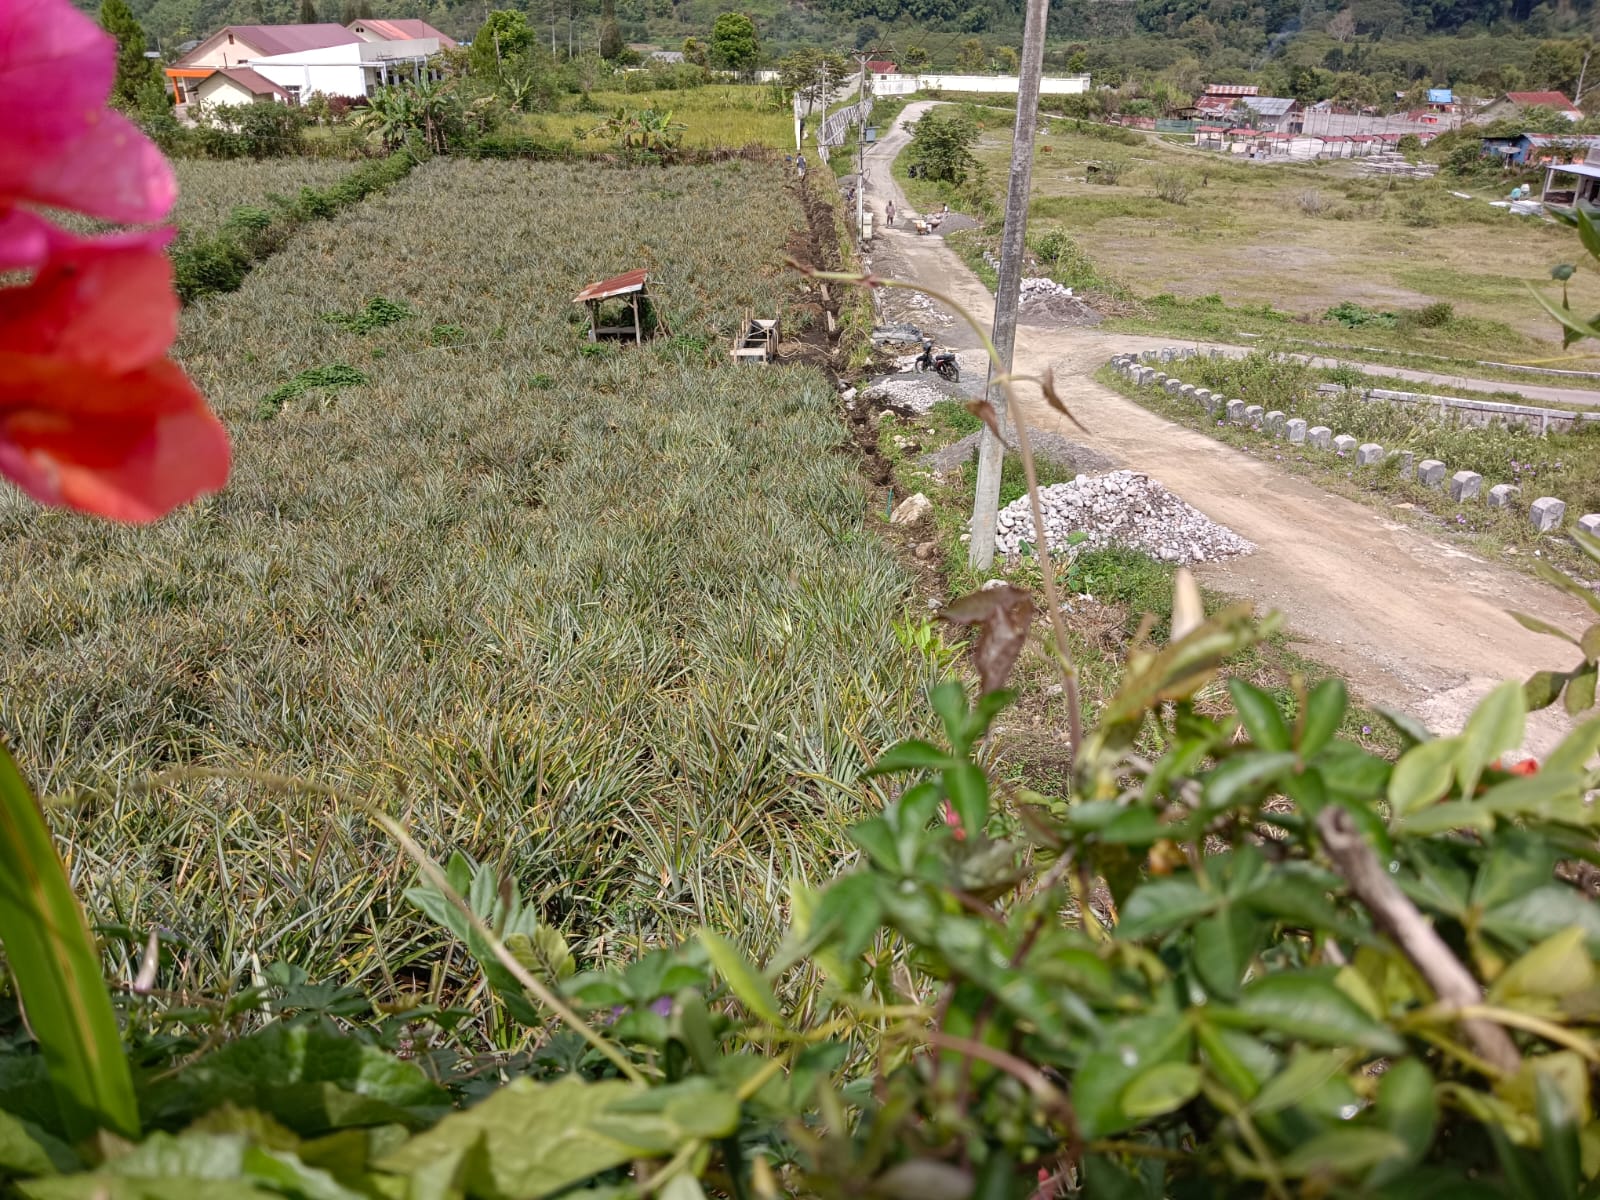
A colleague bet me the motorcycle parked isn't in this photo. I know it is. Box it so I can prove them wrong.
[915,337,960,383]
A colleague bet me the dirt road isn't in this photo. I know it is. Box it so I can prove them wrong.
[862,101,1594,750]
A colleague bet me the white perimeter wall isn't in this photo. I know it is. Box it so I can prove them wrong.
[249,38,438,98]
[873,72,1090,96]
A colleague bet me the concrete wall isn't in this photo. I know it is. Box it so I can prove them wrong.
[1301,108,1460,136]
[871,72,1091,97]
[194,75,268,106]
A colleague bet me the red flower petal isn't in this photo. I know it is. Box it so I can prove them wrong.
[0,0,175,224]
[0,356,229,522]
[0,233,178,374]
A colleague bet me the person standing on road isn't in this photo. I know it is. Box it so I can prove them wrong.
[885,200,895,227]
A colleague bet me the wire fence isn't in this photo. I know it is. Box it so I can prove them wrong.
[816,95,874,164]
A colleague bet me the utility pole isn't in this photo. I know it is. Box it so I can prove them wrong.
[855,52,868,235]
[968,0,1048,571]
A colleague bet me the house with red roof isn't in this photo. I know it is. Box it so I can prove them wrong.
[166,21,449,106]
[1478,90,1585,123]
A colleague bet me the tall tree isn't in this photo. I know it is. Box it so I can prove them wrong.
[299,0,318,21]
[709,12,758,74]
[599,0,622,60]
[99,0,158,110]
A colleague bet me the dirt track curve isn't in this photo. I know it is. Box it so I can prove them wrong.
[860,100,1593,751]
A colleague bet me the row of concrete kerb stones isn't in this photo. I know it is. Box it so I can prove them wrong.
[1109,349,1594,536]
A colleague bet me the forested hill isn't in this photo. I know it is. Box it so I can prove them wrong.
[108,0,1593,88]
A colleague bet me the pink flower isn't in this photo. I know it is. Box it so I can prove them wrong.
[0,0,227,521]
[0,0,176,241]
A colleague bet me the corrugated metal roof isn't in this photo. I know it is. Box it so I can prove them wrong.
[574,269,649,302]
[221,23,361,55]
[1427,88,1453,104]
[1203,84,1258,96]
[866,60,895,73]
[1507,90,1581,111]
[1242,95,1297,117]
[1526,133,1600,146]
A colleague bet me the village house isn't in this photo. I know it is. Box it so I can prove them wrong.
[1482,131,1600,166]
[1542,144,1600,210]
[1477,90,1585,124]
[164,20,451,106]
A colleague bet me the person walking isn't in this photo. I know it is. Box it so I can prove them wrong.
[885,200,895,227]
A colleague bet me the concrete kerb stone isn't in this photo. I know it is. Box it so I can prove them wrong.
[1417,460,1447,488]
[1579,513,1600,537]
[1164,378,1183,395]
[1287,418,1307,443]
[1265,411,1286,436]
[1179,384,1197,401]
[1532,496,1566,532]
[1357,443,1383,466]
[1488,483,1520,509]
[1226,399,1247,424]
[1245,405,1265,428]
[1450,470,1483,503]
[1333,434,1358,455]
[1308,426,1332,450]
[1396,451,1415,480]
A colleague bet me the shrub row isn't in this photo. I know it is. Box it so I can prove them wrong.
[172,151,420,304]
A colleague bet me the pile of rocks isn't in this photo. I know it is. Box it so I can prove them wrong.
[993,470,1256,565]
[861,373,958,415]
[1020,276,1073,299]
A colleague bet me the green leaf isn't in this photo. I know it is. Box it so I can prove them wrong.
[0,1110,75,1178]
[1485,885,1600,955]
[1393,801,1495,836]
[1543,715,1600,775]
[1510,611,1581,646]
[942,763,989,838]
[1530,282,1600,344]
[1565,664,1598,716]
[699,931,784,1027]
[0,745,138,1140]
[1491,926,1595,1003]
[1222,971,1404,1054]
[1473,833,1562,910]
[1525,669,1571,712]
[929,681,969,752]
[1279,1129,1410,1179]
[1249,1047,1354,1115]
[1195,1023,1275,1102]
[1119,1061,1201,1119]
[1387,736,1459,816]
[863,739,954,776]
[1576,205,1600,262]
[1192,908,1260,1000]
[1229,678,1291,752]
[1456,681,1526,800]
[1372,1059,1436,1181]
[1073,1015,1194,1140]
[591,1079,740,1152]
[141,1021,451,1137]
[376,1077,653,1199]
[1300,679,1348,758]
[1536,1072,1582,1200]
[1535,560,1600,617]
[1203,751,1299,811]
[1116,878,1218,940]
[1553,263,1578,281]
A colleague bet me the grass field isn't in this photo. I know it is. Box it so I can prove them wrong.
[510,84,794,149]
[8,157,931,1008]
[961,116,1600,365]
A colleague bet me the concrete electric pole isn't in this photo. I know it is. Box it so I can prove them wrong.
[967,0,1049,571]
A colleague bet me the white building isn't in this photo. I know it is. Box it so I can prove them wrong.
[247,38,444,101]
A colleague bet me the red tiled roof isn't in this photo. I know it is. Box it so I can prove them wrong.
[866,60,895,73]
[574,269,649,302]
[210,65,290,97]
[1506,90,1581,111]
[348,18,457,46]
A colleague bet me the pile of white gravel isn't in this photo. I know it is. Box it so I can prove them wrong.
[861,375,954,414]
[1020,276,1073,299]
[994,470,1255,565]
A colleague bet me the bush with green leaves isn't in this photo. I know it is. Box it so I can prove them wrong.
[906,108,982,186]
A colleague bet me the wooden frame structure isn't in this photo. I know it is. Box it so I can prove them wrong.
[731,311,781,365]
[573,269,670,344]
